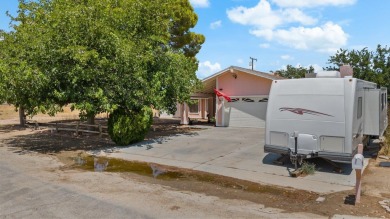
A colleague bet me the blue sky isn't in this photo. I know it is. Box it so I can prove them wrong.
[2,0,390,79]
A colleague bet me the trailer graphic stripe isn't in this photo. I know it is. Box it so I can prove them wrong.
[279,107,334,117]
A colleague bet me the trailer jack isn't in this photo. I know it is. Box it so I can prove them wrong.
[290,152,305,170]
[290,134,304,170]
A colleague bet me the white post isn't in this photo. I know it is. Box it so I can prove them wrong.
[353,144,364,204]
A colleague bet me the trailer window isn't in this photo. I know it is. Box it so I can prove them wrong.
[357,97,362,119]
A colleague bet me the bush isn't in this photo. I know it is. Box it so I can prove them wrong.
[379,106,390,156]
[108,107,153,146]
[300,162,316,175]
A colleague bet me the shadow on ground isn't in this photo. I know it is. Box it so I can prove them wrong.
[262,153,354,175]
[1,118,203,154]
[4,132,114,154]
[0,124,27,134]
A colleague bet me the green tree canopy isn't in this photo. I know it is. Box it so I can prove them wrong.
[327,45,390,89]
[272,65,315,79]
[1,0,204,124]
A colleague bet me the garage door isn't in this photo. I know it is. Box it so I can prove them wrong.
[227,98,267,128]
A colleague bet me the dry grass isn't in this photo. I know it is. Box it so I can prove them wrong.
[0,104,108,123]
[379,106,390,156]
[379,131,390,156]
[0,104,19,120]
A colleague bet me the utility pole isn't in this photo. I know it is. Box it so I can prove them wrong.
[249,57,257,70]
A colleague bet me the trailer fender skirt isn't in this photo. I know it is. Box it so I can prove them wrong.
[265,144,355,163]
[317,151,354,163]
[264,144,290,155]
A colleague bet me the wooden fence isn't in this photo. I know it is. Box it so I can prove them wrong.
[31,121,108,138]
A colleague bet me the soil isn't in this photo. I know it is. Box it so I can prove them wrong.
[1,104,390,218]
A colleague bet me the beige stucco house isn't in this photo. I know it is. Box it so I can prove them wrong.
[169,66,283,128]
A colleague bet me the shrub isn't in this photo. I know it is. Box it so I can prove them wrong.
[379,106,390,156]
[108,107,153,146]
[300,162,316,175]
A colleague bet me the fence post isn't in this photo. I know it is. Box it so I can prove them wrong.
[56,122,59,133]
[75,122,80,136]
[99,124,102,138]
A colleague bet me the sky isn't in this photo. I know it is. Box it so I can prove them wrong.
[1,0,390,79]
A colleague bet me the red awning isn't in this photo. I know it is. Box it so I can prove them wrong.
[214,89,231,102]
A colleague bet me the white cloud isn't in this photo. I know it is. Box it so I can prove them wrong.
[227,0,316,29]
[281,55,293,60]
[227,0,350,53]
[271,0,356,8]
[251,22,348,53]
[259,43,270,48]
[309,64,324,72]
[281,8,317,25]
[210,20,222,29]
[227,0,282,29]
[190,0,210,8]
[197,61,222,79]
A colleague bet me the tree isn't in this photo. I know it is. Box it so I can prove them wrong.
[0,18,57,126]
[327,45,390,89]
[272,65,315,79]
[2,0,204,126]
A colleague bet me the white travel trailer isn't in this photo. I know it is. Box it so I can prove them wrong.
[264,71,388,164]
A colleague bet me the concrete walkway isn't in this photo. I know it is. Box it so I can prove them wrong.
[104,126,366,194]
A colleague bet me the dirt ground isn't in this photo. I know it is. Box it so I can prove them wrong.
[1,104,390,218]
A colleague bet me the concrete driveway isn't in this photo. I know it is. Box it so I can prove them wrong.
[106,126,363,194]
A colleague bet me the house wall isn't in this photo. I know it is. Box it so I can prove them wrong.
[215,71,273,127]
[217,71,272,96]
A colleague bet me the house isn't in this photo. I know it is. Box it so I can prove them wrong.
[173,66,283,128]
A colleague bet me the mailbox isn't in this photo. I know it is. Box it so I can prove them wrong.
[352,154,364,169]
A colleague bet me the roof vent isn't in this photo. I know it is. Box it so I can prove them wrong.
[316,71,341,78]
[340,64,353,78]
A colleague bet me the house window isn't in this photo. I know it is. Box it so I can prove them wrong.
[242,98,254,102]
[189,100,199,113]
[357,97,362,119]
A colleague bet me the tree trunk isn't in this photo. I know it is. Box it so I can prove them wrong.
[87,114,95,131]
[19,107,26,126]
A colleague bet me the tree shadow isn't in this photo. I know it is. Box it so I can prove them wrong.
[4,131,114,154]
[344,194,356,205]
[0,124,27,134]
[1,117,202,154]
[262,153,353,175]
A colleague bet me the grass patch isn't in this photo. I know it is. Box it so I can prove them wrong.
[378,106,390,156]
[379,131,390,156]
[300,162,316,175]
